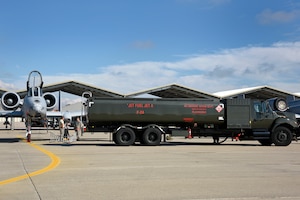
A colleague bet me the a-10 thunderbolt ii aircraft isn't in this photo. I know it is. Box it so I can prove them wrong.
[0,70,58,142]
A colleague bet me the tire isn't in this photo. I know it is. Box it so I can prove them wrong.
[271,127,292,146]
[114,127,136,146]
[141,128,161,146]
[274,98,288,111]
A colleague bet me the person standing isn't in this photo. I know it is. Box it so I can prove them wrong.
[59,116,65,141]
[75,117,83,141]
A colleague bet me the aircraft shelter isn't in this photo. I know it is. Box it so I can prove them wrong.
[44,82,300,101]
[15,81,123,98]
[1,81,300,101]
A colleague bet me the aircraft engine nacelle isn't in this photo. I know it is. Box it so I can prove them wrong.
[1,92,21,110]
[43,93,57,110]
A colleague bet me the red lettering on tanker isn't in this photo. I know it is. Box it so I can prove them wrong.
[184,104,214,114]
[143,103,154,108]
[183,118,194,122]
[136,110,145,115]
[128,103,154,115]
[128,103,134,108]
[128,103,154,108]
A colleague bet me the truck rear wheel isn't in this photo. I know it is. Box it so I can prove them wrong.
[141,128,161,146]
[272,127,292,146]
[114,127,136,146]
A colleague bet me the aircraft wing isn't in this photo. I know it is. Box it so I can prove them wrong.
[0,110,23,117]
[47,111,85,120]
[1,110,85,120]
[46,111,63,118]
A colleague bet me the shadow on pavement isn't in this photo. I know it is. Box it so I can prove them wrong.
[0,138,21,143]
[43,141,261,147]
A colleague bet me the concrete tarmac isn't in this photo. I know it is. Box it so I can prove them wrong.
[1,129,300,200]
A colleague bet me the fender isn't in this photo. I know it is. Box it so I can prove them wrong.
[143,124,165,134]
[115,124,165,133]
[271,116,298,133]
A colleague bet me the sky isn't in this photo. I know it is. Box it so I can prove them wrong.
[1,0,300,96]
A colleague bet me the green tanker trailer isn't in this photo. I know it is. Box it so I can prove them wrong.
[86,97,299,146]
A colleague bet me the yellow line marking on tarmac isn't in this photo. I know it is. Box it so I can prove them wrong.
[0,138,61,185]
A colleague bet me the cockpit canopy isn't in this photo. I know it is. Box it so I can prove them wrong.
[28,87,43,97]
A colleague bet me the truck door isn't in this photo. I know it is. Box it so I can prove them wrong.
[251,100,275,129]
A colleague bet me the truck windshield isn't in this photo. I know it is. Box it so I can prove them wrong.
[254,101,271,113]
[254,101,272,119]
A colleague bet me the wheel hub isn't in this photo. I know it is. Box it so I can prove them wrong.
[278,132,287,141]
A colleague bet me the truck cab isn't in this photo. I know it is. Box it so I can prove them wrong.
[226,98,299,146]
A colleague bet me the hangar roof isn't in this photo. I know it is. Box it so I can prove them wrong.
[125,84,220,100]
[213,86,300,100]
[1,81,299,101]
[0,89,6,95]
[16,81,123,98]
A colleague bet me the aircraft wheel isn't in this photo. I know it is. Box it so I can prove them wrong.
[114,127,136,146]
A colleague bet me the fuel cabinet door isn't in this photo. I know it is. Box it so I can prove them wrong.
[226,99,251,129]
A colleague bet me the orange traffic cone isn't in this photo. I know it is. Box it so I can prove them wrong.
[234,133,241,141]
[186,128,192,139]
[26,132,31,142]
[27,134,31,142]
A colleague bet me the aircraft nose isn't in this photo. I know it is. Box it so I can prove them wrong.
[32,103,46,115]
[35,104,44,112]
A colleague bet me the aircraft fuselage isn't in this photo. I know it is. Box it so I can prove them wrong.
[22,95,47,121]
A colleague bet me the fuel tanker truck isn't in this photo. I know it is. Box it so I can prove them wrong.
[86,97,300,146]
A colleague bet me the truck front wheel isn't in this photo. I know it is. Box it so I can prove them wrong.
[114,127,136,146]
[272,127,292,146]
[141,128,162,146]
